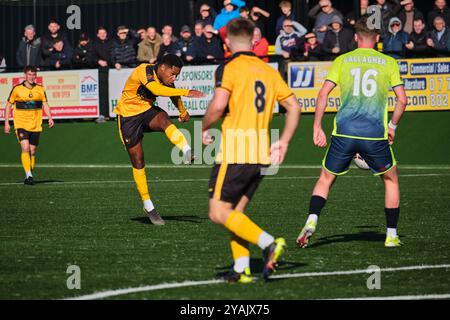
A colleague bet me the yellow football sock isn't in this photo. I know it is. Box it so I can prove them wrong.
[224,211,264,246]
[132,167,150,201]
[21,152,32,174]
[230,234,250,261]
[31,155,36,171]
[164,124,189,151]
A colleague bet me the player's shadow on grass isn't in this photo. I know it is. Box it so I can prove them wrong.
[31,180,64,184]
[131,215,206,224]
[310,231,386,248]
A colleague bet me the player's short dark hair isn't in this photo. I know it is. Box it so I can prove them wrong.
[354,16,379,39]
[23,65,38,74]
[227,18,255,40]
[160,54,183,69]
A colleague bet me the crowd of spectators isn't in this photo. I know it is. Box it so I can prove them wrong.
[6,0,450,73]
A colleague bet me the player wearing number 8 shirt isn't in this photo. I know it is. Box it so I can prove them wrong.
[202,18,301,282]
[296,17,408,249]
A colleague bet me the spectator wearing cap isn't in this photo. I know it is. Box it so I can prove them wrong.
[383,17,410,58]
[294,32,324,61]
[72,32,93,68]
[91,26,113,68]
[41,20,70,62]
[427,16,450,54]
[193,24,224,64]
[249,6,270,37]
[252,27,269,62]
[176,25,195,64]
[322,15,356,60]
[405,18,429,57]
[111,25,139,70]
[427,0,450,31]
[43,39,73,70]
[275,19,307,59]
[398,0,424,34]
[198,3,217,27]
[276,1,296,36]
[137,26,162,64]
[213,0,246,31]
[16,24,42,68]
[308,0,344,43]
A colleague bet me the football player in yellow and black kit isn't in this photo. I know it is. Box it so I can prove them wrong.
[114,54,204,225]
[202,19,301,282]
[4,66,54,185]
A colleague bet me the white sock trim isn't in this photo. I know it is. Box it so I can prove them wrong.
[143,199,155,212]
[257,231,274,250]
[233,256,250,273]
[387,228,397,238]
[25,171,32,178]
[182,145,191,155]
[306,214,318,225]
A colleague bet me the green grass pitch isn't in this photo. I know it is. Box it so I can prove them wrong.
[0,112,449,300]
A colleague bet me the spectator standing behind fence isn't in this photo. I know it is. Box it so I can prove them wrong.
[111,25,139,70]
[308,0,344,43]
[194,24,224,64]
[427,0,450,31]
[276,1,296,36]
[345,0,369,27]
[162,25,178,43]
[398,0,424,34]
[293,32,325,61]
[427,16,450,55]
[136,27,147,42]
[43,40,73,70]
[16,25,42,69]
[91,26,113,68]
[194,21,204,39]
[157,34,180,62]
[405,18,429,57]
[176,25,195,64]
[252,27,269,62]
[137,27,162,64]
[323,15,356,60]
[383,17,409,58]
[275,19,306,59]
[213,0,246,31]
[41,20,69,62]
[198,3,217,27]
[374,0,402,38]
[72,33,93,69]
[249,6,270,37]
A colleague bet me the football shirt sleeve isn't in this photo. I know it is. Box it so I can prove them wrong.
[389,59,403,88]
[7,87,17,104]
[325,57,342,86]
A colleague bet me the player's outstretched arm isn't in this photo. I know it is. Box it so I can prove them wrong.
[314,80,335,148]
[271,95,301,165]
[4,102,12,134]
[42,102,54,128]
[388,85,407,145]
[202,88,229,145]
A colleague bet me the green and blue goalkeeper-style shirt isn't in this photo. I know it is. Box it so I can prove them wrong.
[326,48,404,140]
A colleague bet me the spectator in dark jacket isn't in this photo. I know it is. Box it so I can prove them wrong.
[383,17,409,58]
[276,1,296,36]
[322,15,356,60]
[249,6,270,37]
[16,24,42,68]
[91,26,113,68]
[405,18,429,57]
[375,0,402,38]
[198,3,217,27]
[176,25,195,64]
[427,16,450,54]
[111,25,139,70]
[43,40,73,70]
[194,24,224,64]
[72,32,93,69]
[157,34,180,62]
[398,0,425,34]
[427,0,450,30]
[41,20,69,62]
[293,32,325,61]
[308,0,344,43]
[345,0,370,27]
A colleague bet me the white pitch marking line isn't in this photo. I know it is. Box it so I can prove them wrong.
[1,173,449,186]
[65,264,450,300]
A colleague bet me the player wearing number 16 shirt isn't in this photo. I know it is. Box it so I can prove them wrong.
[202,18,301,283]
[296,17,408,249]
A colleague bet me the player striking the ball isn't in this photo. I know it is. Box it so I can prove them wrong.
[296,17,407,248]
[114,54,204,225]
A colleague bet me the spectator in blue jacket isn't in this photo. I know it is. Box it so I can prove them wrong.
[383,17,409,58]
[213,0,246,31]
[276,1,296,36]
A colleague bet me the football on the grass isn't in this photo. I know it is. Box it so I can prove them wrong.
[354,153,370,170]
